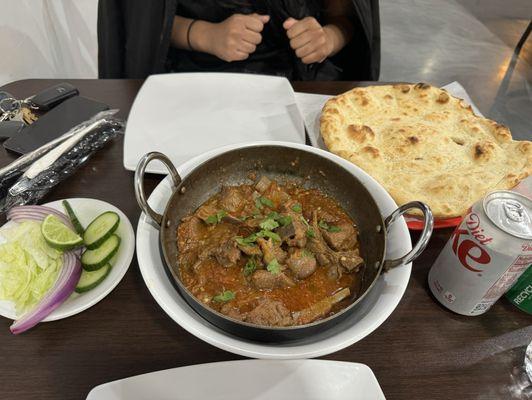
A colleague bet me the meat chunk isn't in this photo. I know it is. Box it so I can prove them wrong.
[220,303,245,321]
[255,176,272,193]
[236,242,262,257]
[293,288,350,325]
[321,220,357,251]
[276,214,307,248]
[246,298,293,326]
[219,186,246,213]
[177,216,206,247]
[306,211,364,277]
[177,216,209,268]
[251,270,295,289]
[287,249,317,279]
[306,233,333,266]
[221,214,243,225]
[195,204,219,223]
[214,240,241,267]
[338,249,364,272]
[257,238,287,264]
[266,185,291,206]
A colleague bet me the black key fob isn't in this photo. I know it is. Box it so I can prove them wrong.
[29,83,79,111]
[0,121,24,141]
[0,91,14,102]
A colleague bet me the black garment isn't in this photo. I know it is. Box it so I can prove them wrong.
[169,0,341,80]
[97,0,380,80]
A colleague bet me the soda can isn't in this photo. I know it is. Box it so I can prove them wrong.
[428,190,532,316]
[505,265,532,314]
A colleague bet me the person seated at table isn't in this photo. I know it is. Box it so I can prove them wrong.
[98,0,380,81]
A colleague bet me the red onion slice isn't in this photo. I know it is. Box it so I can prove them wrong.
[5,204,82,334]
[10,251,81,334]
[7,205,73,229]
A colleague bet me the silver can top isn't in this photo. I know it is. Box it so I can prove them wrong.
[483,191,532,240]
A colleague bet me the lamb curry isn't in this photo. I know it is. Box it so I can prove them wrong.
[176,176,365,327]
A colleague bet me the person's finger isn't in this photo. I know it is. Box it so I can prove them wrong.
[286,19,312,40]
[295,41,316,59]
[233,50,250,61]
[301,51,322,64]
[289,32,312,50]
[238,40,256,54]
[283,17,298,30]
[246,14,269,31]
[242,30,262,45]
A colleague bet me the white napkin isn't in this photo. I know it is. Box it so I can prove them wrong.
[295,81,484,149]
[124,73,306,173]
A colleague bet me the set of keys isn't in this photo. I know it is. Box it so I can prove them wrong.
[0,83,79,124]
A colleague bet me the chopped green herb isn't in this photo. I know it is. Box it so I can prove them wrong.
[259,196,274,208]
[318,220,342,232]
[205,210,228,225]
[261,230,281,242]
[278,215,292,227]
[259,218,279,231]
[291,203,302,213]
[213,290,235,302]
[239,215,249,221]
[205,215,218,224]
[266,259,281,275]
[236,234,258,245]
[267,211,280,220]
[318,220,329,230]
[243,258,257,276]
[306,228,315,238]
[254,198,263,210]
[235,237,246,246]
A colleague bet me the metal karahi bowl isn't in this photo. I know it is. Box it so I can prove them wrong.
[135,144,433,342]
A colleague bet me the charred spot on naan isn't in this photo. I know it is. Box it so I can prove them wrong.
[361,146,380,158]
[347,124,375,143]
[414,82,431,90]
[473,142,497,161]
[436,92,450,104]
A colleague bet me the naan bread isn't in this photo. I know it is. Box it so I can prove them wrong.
[320,83,532,218]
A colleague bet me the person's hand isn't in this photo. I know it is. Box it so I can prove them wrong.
[205,14,269,62]
[283,17,334,64]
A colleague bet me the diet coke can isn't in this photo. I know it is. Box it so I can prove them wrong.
[428,190,532,316]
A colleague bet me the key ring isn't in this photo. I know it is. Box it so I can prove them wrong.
[0,97,20,114]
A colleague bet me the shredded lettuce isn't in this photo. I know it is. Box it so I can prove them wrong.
[0,221,63,314]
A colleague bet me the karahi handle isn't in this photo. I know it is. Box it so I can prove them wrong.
[383,201,434,270]
[134,152,181,227]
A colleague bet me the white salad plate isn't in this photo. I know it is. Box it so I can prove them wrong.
[86,359,386,400]
[0,198,135,322]
[136,141,412,359]
[124,73,306,174]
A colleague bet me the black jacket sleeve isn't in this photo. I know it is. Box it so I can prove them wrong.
[334,0,380,80]
[98,0,176,78]
[97,0,380,80]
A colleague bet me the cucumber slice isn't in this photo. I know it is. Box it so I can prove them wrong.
[62,200,85,236]
[83,211,120,250]
[81,234,121,271]
[75,263,111,293]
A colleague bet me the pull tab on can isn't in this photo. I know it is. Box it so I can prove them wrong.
[483,191,532,240]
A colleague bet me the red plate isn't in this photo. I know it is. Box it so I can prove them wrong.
[405,214,462,230]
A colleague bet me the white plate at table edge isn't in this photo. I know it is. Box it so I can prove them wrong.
[136,141,412,359]
[0,198,135,322]
[86,359,385,400]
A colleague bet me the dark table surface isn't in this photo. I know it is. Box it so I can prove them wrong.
[0,79,530,400]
